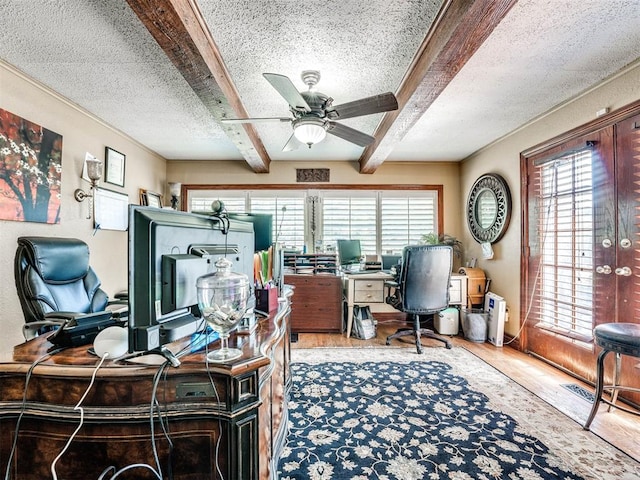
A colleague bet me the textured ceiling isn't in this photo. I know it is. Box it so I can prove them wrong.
[0,0,639,172]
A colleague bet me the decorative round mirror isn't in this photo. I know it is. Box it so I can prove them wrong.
[467,173,511,243]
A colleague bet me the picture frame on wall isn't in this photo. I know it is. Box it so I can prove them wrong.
[139,189,163,208]
[104,147,125,187]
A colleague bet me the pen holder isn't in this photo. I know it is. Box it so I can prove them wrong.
[256,287,278,312]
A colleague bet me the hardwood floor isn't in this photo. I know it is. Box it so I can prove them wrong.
[292,322,640,464]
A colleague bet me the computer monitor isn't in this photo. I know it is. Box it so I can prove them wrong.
[337,239,362,266]
[128,206,254,353]
[227,212,273,252]
[382,254,402,270]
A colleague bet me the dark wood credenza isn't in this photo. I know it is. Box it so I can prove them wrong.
[285,274,343,333]
[0,293,292,480]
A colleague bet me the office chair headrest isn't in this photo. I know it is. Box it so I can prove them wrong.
[18,237,90,283]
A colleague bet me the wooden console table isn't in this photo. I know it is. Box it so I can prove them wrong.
[0,293,292,480]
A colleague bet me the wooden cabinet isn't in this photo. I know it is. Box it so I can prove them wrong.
[0,298,292,480]
[285,274,342,333]
[448,274,468,306]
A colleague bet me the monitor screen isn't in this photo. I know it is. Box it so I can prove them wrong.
[337,239,362,266]
[227,212,273,252]
[128,206,255,353]
[382,254,402,270]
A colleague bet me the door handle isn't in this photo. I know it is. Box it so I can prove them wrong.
[615,266,632,276]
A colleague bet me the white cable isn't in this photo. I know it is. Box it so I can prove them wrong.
[504,162,557,345]
[4,349,59,480]
[50,353,107,479]
[99,463,162,479]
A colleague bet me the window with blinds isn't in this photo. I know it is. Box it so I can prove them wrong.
[381,192,437,254]
[532,149,594,340]
[186,187,439,256]
[187,190,306,249]
[322,194,377,254]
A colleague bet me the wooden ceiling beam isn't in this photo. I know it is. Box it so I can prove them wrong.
[359,0,518,174]
[125,0,271,173]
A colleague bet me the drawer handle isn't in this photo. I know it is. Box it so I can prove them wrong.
[366,283,373,287]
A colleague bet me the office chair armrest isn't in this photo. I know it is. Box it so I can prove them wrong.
[113,290,128,300]
[23,312,87,340]
[22,318,67,341]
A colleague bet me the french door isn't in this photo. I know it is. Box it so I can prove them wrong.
[523,110,640,404]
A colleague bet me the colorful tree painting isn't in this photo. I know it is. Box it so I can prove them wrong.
[0,108,62,223]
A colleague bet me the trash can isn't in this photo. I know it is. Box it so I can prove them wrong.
[435,307,459,335]
[461,308,488,343]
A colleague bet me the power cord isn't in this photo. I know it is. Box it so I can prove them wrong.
[204,346,225,480]
[503,162,557,345]
[3,348,63,480]
[50,353,108,479]
[98,359,170,480]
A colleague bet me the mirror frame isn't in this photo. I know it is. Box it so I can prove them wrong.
[466,173,511,244]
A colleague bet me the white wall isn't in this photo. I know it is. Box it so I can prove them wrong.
[0,61,166,357]
[460,61,640,339]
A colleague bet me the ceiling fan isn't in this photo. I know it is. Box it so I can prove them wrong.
[221,70,398,150]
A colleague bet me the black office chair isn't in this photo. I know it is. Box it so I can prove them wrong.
[386,244,453,353]
[14,236,125,340]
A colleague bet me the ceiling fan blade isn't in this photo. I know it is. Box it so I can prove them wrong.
[326,122,375,147]
[221,117,291,124]
[327,92,398,120]
[263,73,311,112]
[282,132,304,152]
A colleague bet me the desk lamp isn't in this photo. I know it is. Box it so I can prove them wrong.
[168,182,181,210]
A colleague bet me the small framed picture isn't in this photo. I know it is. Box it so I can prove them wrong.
[104,147,126,187]
[139,189,163,208]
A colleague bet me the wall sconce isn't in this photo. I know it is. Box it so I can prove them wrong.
[168,182,181,210]
[74,158,102,218]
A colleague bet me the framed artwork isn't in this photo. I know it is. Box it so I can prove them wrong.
[104,147,125,187]
[139,189,163,208]
[0,108,62,223]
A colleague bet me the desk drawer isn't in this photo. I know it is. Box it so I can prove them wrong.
[354,279,385,291]
[354,290,384,303]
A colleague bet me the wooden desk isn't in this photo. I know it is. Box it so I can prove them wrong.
[0,293,292,480]
[343,272,468,338]
[343,271,397,338]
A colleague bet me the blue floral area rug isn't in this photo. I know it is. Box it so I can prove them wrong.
[278,348,640,480]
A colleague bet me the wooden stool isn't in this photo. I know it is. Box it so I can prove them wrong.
[583,323,640,430]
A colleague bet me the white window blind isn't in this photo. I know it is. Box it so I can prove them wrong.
[381,192,437,255]
[188,190,305,250]
[534,149,594,340]
[186,187,439,256]
[189,191,246,213]
[249,194,305,250]
[322,193,377,254]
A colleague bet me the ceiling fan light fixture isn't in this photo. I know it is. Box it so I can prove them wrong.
[293,118,327,147]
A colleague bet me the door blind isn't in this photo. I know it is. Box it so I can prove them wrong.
[532,149,594,340]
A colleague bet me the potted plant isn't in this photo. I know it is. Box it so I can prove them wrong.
[421,233,463,260]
